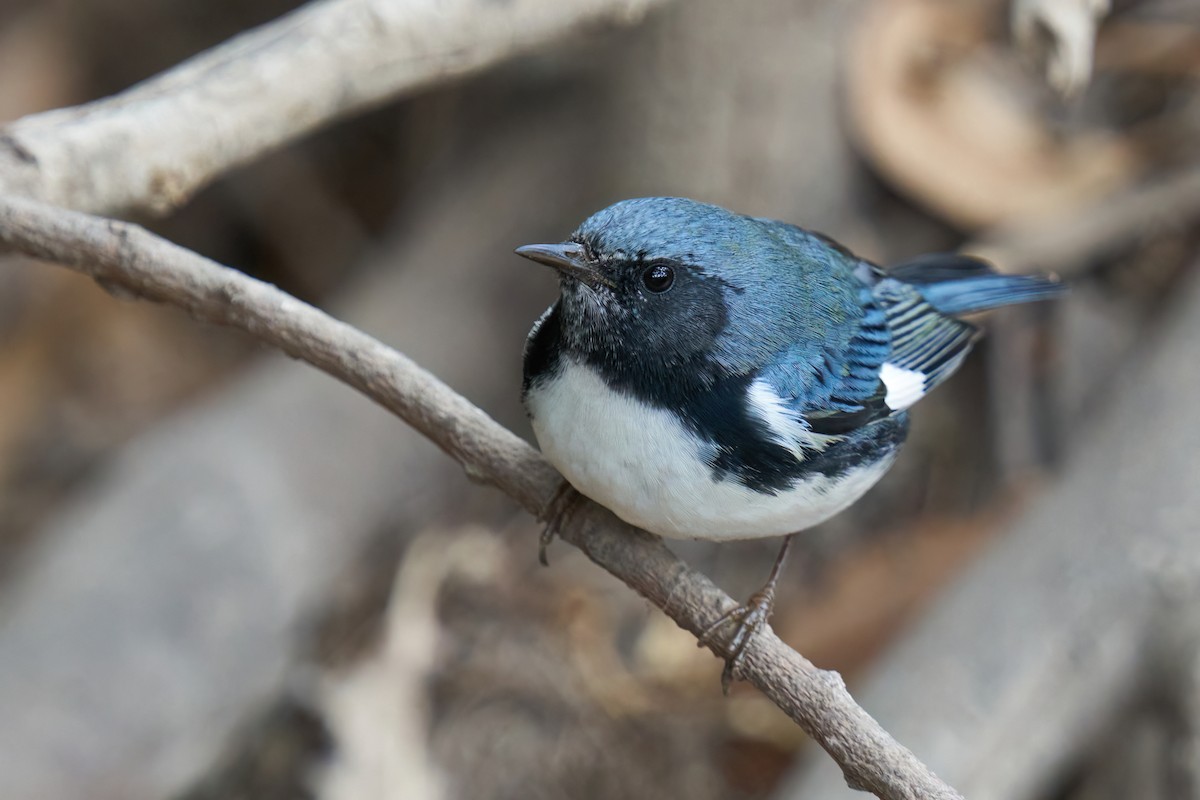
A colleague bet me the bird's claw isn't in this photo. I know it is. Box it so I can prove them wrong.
[538,481,582,566]
[537,525,556,567]
[697,586,777,694]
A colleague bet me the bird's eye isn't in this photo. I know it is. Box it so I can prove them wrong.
[641,264,675,293]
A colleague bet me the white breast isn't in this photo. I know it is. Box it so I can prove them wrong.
[525,360,894,541]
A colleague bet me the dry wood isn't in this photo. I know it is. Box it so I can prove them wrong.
[0,0,668,215]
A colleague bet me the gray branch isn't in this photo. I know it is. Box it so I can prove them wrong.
[0,0,667,215]
[967,163,1200,277]
[0,192,962,800]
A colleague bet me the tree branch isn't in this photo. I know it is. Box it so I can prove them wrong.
[966,162,1200,277]
[0,192,963,799]
[0,0,668,215]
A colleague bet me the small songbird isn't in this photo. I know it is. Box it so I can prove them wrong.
[517,197,1062,688]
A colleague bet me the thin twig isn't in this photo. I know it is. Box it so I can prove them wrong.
[0,0,668,215]
[0,193,962,800]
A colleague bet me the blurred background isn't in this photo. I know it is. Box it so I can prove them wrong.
[0,0,1198,798]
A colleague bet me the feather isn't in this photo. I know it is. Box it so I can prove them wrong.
[888,253,1066,315]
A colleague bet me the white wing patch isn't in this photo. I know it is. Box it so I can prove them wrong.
[746,379,838,456]
[880,362,926,410]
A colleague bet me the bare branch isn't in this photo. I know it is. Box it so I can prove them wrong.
[0,0,667,215]
[0,192,962,800]
[966,162,1200,277]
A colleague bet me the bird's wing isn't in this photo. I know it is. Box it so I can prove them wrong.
[872,247,1066,406]
[869,277,979,410]
[753,292,893,444]
[753,277,979,448]
[748,224,997,445]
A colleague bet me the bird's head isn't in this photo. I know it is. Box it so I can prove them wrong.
[516,197,858,382]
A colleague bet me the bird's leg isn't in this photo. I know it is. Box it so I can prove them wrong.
[698,534,794,693]
[537,480,584,566]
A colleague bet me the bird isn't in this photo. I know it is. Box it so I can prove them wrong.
[516,196,1063,689]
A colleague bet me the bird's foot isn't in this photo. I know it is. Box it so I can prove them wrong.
[697,535,794,693]
[697,586,778,693]
[538,481,583,566]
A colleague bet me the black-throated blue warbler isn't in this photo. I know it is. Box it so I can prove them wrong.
[517,196,1062,688]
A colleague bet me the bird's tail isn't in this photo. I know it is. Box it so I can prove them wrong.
[887,253,1066,317]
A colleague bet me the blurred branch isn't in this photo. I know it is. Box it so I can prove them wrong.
[1011,0,1110,98]
[967,162,1200,276]
[317,529,490,800]
[0,192,962,800]
[1158,602,1200,800]
[965,162,1200,480]
[0,0,667,216]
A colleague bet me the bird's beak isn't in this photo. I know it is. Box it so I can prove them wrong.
[515,242,614,290]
